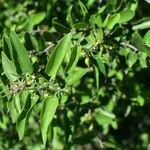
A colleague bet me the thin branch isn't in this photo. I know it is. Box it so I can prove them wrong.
[29,42,55,56]
[121,42,138,52]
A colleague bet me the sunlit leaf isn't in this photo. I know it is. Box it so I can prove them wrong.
[132,31,150,56]
[10,31,33,74]
[40,96,59,146]
[93,65,99,89]
[45,33,72,79]
[94,55,106,76]
[139,52,147,68]
[66,5,73,27]
[1,51,19,81]
[90,14,103,28]
[119,10,135,23]
[143,30,150,47]
[66,46,81,73]
[78,0,88,17]
[16,94,39,140]
[132,20,150,30]
[28,12,46,30]
[66,67,89,86]
[93,108,116,125]
[2,33,13,60]
[127,51,137,68]
[106,13,120,30]
[7,99,19,123]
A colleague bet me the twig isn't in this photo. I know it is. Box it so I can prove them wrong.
[29,42,55,56]
[121,42,138,52]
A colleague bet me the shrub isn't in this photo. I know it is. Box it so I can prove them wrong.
[0,0,150,149]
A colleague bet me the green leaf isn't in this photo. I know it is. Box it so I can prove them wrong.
[106,13,120,30]
[24,32,36,50]
[13,93,22,114]
[132,31,150,56]
[143,30,150,47]
[93,108,116,125]
[66,67,89,86]
[7,92,27,124]
[119,48,130,57]
[66,46,81,73]
[28,12,46,30]
[87,0,95,8]
[1,51,19,81]
[16,94,38,140]
[45,33,72,79]
[94,56,106,76]
[103,14,110,27]
[141,45,150,57]
[96,28,103,44]
[60,94,68,105]
[10,31,33,74]
[73,22,88,29]
[93,65,99,89]
[90,14,103,28]
[136,95,144,106]
[16,94,30,140]
[66,5,73,27]
[130,1,138,11]
[97,5,106,14]
[139,52,147,68]
[86,31,96,45]
[119,10,135,23]
[7,98,19,123]
[2,33,13,60]
[131,31,143,48]
[80,95,90,105]
[40,96,59,146]
[78,0,88,17]
[107,13,120,28]
[132,20,150,30]
[127,51,137,68]
[132,95,145,106]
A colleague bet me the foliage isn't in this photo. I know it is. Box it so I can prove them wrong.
[0,0,150,149]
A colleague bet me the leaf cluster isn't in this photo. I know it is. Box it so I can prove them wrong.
[0,0,150,149]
